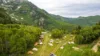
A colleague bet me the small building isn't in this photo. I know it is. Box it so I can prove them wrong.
[50,39,54,43]
[34,42,38,46]
[39,39,43,45]
[60,46,64,49]
[40,35,44,39]
[48,43,53,46]
[27,51,33,54]
[32,48,38,51]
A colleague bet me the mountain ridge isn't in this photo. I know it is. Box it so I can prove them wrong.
[0,1,76,30]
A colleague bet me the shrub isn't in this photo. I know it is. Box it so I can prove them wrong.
[51,29,64,38]
[74,35,83,44]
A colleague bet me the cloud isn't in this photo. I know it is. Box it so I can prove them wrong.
[28,0,100,17]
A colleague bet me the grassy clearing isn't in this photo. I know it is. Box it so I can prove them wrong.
[27,33,100,56]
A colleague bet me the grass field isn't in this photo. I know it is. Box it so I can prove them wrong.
[27,33,100,56]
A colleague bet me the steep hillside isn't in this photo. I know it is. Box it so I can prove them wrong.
[0,0,75,30]
[0,8,16,24]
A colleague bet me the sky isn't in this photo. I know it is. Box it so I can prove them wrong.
[28,0,100,17]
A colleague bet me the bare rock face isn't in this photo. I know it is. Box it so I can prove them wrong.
[92,41,100,53]
[14,0,28,3]
[39,17,45,28]
[92,45,98,53]
[0,0,28,4]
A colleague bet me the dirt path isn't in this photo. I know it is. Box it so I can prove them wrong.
[40,34,50,56]
[33,33,50,56]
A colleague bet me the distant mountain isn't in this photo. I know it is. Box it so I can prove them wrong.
[0,0,75,30]
[65,15,100,26]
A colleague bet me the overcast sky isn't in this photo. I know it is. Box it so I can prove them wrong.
[28,0,100,17]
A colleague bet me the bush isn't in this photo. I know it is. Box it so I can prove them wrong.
[51,29,64,38]
[74,35,84,44]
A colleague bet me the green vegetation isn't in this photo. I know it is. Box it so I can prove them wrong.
[74,22,100,44]
[66,16,100,26]
[30,34,100,56]
[51,29,64,38]
[0,8,15,24]
[0,1,76,30]
[0,0,100,56]
[0,24,41,56]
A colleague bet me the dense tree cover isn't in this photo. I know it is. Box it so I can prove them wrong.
[74,22,100,44]
[51,29,64,38]
[0,24,41,56]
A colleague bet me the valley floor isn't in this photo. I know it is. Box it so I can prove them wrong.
[27,33,100,56]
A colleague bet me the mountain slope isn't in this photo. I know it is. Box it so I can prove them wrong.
[63,16,100,26]
[0,8,16,24]
[0,0,75,30]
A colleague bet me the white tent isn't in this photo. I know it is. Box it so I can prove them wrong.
[32,48,38,51]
